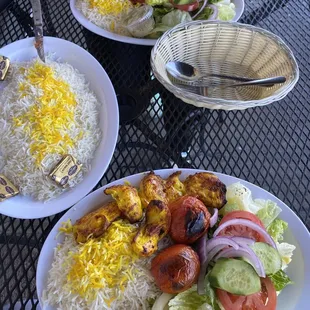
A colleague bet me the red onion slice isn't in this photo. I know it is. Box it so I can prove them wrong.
[197,237,238,295]
[196,236,208,295]
[198,244,228,295]
[206,236,239,253]
[209,208,218,228]
[213,219,277,249]
[214,246,266,278]
[232,236,256,246]
[196,235,207,264]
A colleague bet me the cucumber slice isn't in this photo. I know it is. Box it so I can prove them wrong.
[209,258,261,295]
[251,242,282,275]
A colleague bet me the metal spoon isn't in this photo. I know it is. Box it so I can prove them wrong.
[166,61,286,86]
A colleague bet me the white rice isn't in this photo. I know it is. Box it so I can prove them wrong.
[76,0,132,36]
[42,234,163,310]
[0,58,101,201]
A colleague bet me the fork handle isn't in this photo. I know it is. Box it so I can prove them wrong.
[223,76,286,88]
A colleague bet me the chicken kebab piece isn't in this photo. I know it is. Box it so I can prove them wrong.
[139,171,185,207]
[184,172,227,209]
[73,201,121,243]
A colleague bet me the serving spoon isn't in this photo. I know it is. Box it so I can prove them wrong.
[31,0,45,62]
[166,61,286,87]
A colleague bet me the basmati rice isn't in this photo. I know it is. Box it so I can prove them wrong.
[76,0,134,36]
[42,222,167,309]
[0,58,101,201]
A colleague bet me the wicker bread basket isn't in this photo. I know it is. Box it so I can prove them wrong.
[151,21,299,110]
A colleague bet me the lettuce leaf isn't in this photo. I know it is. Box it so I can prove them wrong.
[209,0,230,3]
[168,285,210,309]
[269,269,293,291]
[150,10,192,35]
[218,202,240,216]
[255,200,282,227]
[195,7,214,20]
[168,275,220,310]
[153,7,174,24]
[226,183,261,214]
[267,218,288,243]
[225,183,284,228]
[217,3,236,21]
[146,0,170,5]
[277,242,296,269]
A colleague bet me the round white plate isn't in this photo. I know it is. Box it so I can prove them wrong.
[36,168,310,310]
[70,0,245,46]
[0,37,119,219]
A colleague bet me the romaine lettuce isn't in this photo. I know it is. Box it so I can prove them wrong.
[217,3,236,21]
[150,10,192,35]
[168,275,220,310]
[269,269,293,291]
[168,285,210,309]
[153,7,174,24]
[255,200,282,227]
[195,7,214,20]
[277,242,296,269]
[218,202,240,216]
[267,218,288,243]
[226,183,261,214]
[146,0,169,5]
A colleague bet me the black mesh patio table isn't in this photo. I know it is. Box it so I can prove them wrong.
[0,0,309,309]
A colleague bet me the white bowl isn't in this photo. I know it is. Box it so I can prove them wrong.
[36,168,310,309]
[70,0,245,46]
[0,37,119,219]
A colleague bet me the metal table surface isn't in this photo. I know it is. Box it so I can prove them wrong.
[0,0,309,309]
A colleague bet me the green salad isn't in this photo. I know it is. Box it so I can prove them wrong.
[139,0,237,38]
[76,0,237,39]
[152,182,295,310]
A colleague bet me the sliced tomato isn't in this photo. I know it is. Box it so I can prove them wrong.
[220,211,265,228]
[218,211,267,242]
[170,0,199,12]
[216,277,277,310]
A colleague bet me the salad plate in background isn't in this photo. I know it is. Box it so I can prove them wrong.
[70,0,245,46]
[36,169,310,309]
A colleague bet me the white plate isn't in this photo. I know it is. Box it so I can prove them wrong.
[70,0,245,46]
[0,37,119,219]
[36,168,310,310]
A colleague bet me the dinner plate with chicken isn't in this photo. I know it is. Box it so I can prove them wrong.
[36,169,310,310]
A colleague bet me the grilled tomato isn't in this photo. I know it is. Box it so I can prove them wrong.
[169,195,211,244]
[151,244,200,293]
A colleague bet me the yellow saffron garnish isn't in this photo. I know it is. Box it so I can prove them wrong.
[14,61,81,166]
[65,220,139,303]
[89,0,133,16]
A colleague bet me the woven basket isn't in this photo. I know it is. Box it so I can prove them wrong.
[151,21,299,110]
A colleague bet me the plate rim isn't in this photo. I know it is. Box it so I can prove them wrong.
[70,0,245,46]
[36,168,310,309]
[0,36,119,219]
